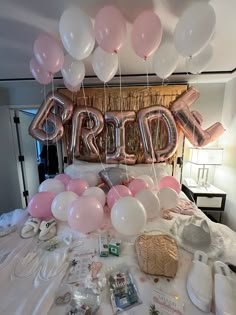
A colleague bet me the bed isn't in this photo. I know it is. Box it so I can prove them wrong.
[0,162,236,315]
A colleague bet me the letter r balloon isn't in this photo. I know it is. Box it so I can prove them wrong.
[70,106,104,161]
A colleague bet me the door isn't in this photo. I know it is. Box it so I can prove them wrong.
[12,110,40,205]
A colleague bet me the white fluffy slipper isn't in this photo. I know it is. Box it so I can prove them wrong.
[20,217,41,239]
[187,250,213,313]
[214,261,236,315]
[38,219,57,241]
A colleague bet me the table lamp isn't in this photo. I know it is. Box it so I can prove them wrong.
[189,147,224,186]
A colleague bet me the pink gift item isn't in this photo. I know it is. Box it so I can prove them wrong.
[173,198,196,215]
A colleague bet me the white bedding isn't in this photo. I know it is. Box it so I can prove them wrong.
[1,194,236,315]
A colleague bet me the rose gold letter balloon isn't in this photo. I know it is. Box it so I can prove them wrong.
[70,106,104,161]
[105,111,137,165]
[138,106,178,163]
[170,87,224,146]
[29,92,73,144]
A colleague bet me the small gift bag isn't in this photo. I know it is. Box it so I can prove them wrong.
[135,233,178,278]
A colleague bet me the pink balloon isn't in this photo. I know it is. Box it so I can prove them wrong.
[95,6,127,53]
[64,80,81,92]
[27,191,54,219]
[68,196,104,233]
[55,173,71,186]
[30,57,53,85]
[34,33,64,73]
[107,185,132,209]
[131,11,163,60]
[67,178,89,196]
[128,179,150,195]
[159,176,181,194]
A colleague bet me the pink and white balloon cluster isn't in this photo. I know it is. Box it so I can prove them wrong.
[107,175,180,236]
[27,173,105,234]
[29,5,162,87]
[27,170,180,236]
[29,2,216,87]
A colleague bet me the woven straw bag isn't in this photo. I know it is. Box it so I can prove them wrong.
[135,234,178,278]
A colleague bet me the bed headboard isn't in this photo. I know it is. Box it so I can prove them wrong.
[58,84,188,173]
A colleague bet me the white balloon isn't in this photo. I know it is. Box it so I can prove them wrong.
[136,175,154,188]
[64,79,81,92]
[39,179,65,195]
[51,191,78,221]
[92,47,118,83]
[186,45,213,74]
[174,3,216,57]
[135,189,160,219]
[158,187,178,210]
[83,187,106,207]
[64,164,82,179]
[111,196,146,236]
[79,171,99,187]
[153,41,179,79]
[59,7,95,60]
[61,55,85,87]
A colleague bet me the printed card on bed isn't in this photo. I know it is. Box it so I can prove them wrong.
[67,253,93,284]
[68,238,98,260]
[151,289,184,315]
[67,238,98,284]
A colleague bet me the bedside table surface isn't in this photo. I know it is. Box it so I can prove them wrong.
[186,184,226,195]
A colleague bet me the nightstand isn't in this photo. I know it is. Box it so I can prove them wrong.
[182,184,226,223]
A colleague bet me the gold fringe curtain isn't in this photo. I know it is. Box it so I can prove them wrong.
[58,85,188,165]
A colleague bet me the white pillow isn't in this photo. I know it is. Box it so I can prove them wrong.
[127,163,171,181]
[68,160,171,182]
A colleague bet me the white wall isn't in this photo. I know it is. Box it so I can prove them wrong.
[214,77,236,231]
[182,82,225,182]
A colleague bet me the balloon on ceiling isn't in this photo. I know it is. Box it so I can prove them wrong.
[94,5,127,54]
[131,11,163,60]
[174,2,216,58]
[28,2,217,85]
[59,7,95,60]
[186,45,214,75]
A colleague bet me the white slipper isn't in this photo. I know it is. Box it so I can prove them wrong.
[20,217,41,239]
[214,261,236,315]
[187,250,213,313]
[38,219,57,241]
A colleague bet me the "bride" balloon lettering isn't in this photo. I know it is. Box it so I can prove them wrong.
[29,87,224,164]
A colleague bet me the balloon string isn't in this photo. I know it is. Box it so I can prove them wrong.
[189,120,196,180]
[156,78,164,152]
[81,81,106,172]
[51,78,60,174]
[103,82,108,165]
[145,60,150,94]
[117,53,128,177]
[145,60,158,188]
[44,85,49,172]
[186,56,191,76]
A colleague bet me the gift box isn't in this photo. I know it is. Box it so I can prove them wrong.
[109,239,121,256]
[99,234,109,257]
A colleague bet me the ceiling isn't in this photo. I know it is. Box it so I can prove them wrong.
[0,0,235,84]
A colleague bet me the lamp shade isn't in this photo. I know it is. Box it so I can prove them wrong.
[189,148,224,165]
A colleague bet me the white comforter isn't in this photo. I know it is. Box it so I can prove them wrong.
[1,195,236,315]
